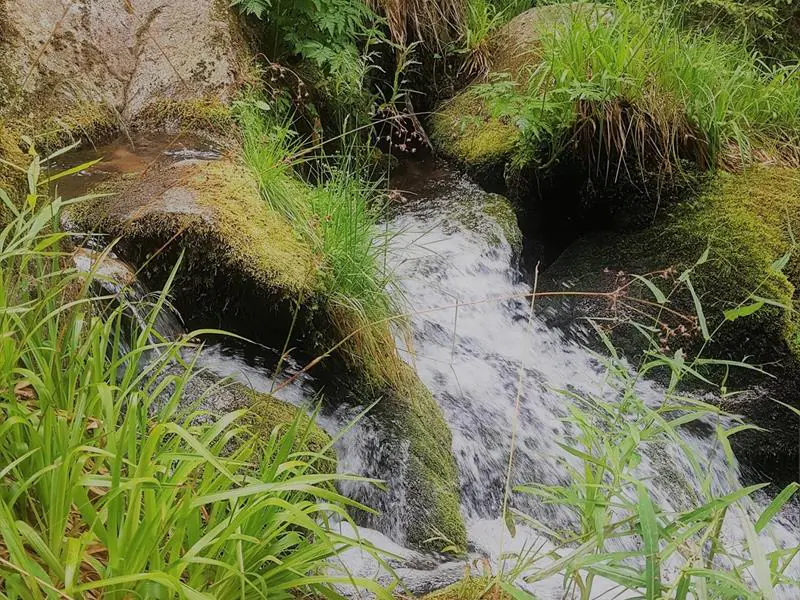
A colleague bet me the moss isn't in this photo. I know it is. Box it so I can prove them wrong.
[429,93,518,176]
[447,191,523,254]
[69,159,320,297]
[323,305,467,550]
[424,577,512,600]
[482,193,523,253]
[390,363,466,550]
[136,97,234,133]
[245,386,333,460]
[541,166,800,485]
[545,166,800,365]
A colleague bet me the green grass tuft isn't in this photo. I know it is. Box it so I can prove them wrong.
[469,0,800,173]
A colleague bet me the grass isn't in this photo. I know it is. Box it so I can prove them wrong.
[504,334,800,597]
[471,0,800,173]
[0,160,390,598]
[476,244,800,598]
[236,96,399,379]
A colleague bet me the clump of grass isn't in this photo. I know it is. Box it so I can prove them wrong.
[458,0,507,77]
[473,0,800,173]
[236,96,400,378]
[0,165,389,598]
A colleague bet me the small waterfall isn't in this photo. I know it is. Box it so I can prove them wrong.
[360,163,799,598]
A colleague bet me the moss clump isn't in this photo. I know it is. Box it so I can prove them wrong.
[424,577,511,600]
[389,363,466,550]
[136,97,233,133]
[429,93,518,177]
[324,305,467,550]
[542,166,800,483]
[69,158,319,297]
[447,191,523,254]
[545,166,800,364]
[482,193,523,253]
[245,386,333,460]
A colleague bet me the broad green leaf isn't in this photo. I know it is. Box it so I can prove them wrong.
[724,301,764,321]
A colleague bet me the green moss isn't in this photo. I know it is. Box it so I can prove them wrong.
[545,166,800,365]
[482,193,523,253]
[424,577,512,600]
[136,98,234,132]
[429,94,518,174]
[447,191,523,254]
[244,386,333,460]
[69,158,320,297]
[324,306,467,550]
[391,363,466,550]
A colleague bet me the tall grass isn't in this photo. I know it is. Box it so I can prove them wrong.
[236,97,399,379]
[473,0,800,172]
[507,338,800,597]
[0,163,389,598]
[490,257,800,598]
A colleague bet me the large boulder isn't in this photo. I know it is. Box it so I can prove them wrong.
[429,3,603,182]
[541,166,800,484]
[0,0,244,182]
[0,0,242,121]
[67,157,319,340]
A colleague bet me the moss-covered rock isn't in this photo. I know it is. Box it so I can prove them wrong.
[67,155,466,550]
[136,98,234,134]
[423,577,510,600]
[428,3,603,181]
[541,166,800,482]
[175,368,332,459]
[66,157,321,344]
[429,93,518,185]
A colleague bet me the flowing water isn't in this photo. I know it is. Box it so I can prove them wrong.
[333,162,800,598]
[69,147,799,597]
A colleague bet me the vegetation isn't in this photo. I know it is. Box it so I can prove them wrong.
[511,326,800,598]
[0,162,392,597]
[432,0,800,179]
[2,0,799,597]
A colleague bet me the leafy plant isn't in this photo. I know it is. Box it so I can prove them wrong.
[231,0,377,96]
[0,156,390,599]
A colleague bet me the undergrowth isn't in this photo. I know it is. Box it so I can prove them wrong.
[0,159,389,598]
[471,0,800,173]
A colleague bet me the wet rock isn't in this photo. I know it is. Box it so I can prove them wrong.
[66,156,467,550]
[65,157,320,342]
[540,166,800,485]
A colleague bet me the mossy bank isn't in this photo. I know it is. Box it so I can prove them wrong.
[541,166,800,483]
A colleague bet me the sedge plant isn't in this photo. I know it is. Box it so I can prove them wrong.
[492,250,800,598]
[0,157,392,599]
[471,0,800,174]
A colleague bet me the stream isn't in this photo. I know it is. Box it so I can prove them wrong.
[64,140,799,598]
